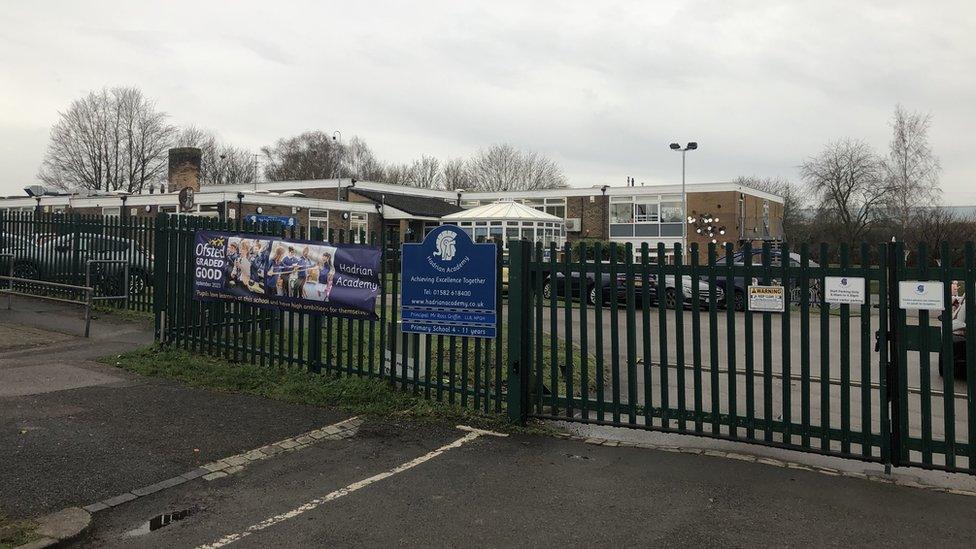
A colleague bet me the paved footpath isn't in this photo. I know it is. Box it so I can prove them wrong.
[0,297,344,520]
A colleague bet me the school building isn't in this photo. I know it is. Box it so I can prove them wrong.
[0,147,785,257]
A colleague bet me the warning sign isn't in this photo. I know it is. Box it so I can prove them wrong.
[748,285,786,313]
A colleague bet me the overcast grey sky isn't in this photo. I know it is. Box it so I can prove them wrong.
[1,1,974,201]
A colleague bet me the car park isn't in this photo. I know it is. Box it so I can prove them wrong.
[712,249,824,311]
[12,233,153,295]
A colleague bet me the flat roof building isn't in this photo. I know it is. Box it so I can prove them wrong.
[0,152,785,257]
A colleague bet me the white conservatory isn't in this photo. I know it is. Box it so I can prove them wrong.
[439,200,567,250]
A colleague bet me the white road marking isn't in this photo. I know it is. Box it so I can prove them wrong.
[196,426,504,549]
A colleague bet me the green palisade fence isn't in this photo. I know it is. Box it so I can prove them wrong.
[152,214,506,414]
[6,208,976,476]
[1,210,155,312]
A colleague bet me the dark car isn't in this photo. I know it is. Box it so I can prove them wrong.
[538,263,722,308]
[540,266,629,305]
[13,233,153,295]
[712,250,824,311]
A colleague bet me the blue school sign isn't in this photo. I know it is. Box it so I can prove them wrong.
[400,225,498,338]
[245,214,297,228]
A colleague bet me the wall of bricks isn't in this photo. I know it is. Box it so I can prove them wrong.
[566,193,608,242]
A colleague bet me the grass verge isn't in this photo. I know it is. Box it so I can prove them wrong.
[0,510,36,549]
[106,345,553,435]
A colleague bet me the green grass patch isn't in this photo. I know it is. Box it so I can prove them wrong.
[106,345,552,434]
[0,510,37,549]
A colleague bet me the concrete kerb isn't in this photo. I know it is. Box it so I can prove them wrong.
[548,419,976,497]
[14,416,364,549]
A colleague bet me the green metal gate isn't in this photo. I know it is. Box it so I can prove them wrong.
[506,239,976,475]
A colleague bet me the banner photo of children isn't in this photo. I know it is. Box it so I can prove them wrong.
[192,230,380,320]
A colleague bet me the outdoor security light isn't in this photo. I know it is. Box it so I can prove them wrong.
[687,142,698,150]
[669,143,681,150]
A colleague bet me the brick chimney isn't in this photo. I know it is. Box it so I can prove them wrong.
[168,147,202,192]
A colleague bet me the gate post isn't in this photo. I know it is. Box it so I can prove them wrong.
[885,241,903,468]
[507,240,530,424]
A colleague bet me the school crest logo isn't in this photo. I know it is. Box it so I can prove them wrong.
[433,230,458,262]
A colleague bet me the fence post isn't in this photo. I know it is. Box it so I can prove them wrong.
[153,213,168,343]
[507,239,530,424]
[309,226,324,373]
[885,241,902,468]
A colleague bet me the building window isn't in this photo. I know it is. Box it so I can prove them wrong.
[609,202,634,224]
[660,201,683,223]
[350,212,368,243]
[634,202,659,222]
[308,209,329,239]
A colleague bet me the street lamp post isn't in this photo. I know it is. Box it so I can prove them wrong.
[669,141,698,251]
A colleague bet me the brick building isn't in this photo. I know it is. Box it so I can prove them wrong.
[1,149,784,258]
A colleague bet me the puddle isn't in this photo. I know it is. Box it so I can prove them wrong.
[122,506,200,537]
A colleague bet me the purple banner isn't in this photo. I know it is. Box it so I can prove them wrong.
[192,231,380,320]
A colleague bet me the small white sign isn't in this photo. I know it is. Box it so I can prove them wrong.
[748,285,785,313]
[898,281,945,310]
[825,276,866,305]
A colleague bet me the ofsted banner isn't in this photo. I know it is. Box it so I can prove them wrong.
[192,231,380,320]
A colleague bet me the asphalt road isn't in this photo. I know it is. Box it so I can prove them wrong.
[73,419,976,549]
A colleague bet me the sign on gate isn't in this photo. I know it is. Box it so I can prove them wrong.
[191,230,380,319]
[400,226,498,338]
[898,280,945,310]
[825,276,866,305]
[747,285,786,312]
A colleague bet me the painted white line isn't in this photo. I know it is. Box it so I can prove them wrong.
[456,424,508,438]
[196,429,490,549]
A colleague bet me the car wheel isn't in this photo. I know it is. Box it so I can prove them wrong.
[734,289,746,312]
[588,285,597,305]
[542,280,553,300]
[664,288,678,309]
[12,262,38,280]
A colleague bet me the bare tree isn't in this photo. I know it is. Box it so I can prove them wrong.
[410,155,442,189]
[341,136,385,181]
[800,139,889,246]
[732,176,807,242]
[174,126,256,185]
[882,104,942,239]
[382,162,414,186]
[38,87,175,193]
[261,131,343,181]
[465,144,566,191]
[441,157,467,190]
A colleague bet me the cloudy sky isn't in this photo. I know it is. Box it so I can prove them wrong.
[1,1,974,201]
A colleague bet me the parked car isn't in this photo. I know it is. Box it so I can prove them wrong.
[12,233,153,295]
[1,232,35,254]
[539,263,721,308]
[940,294,967,379]
[713,250,824,311]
